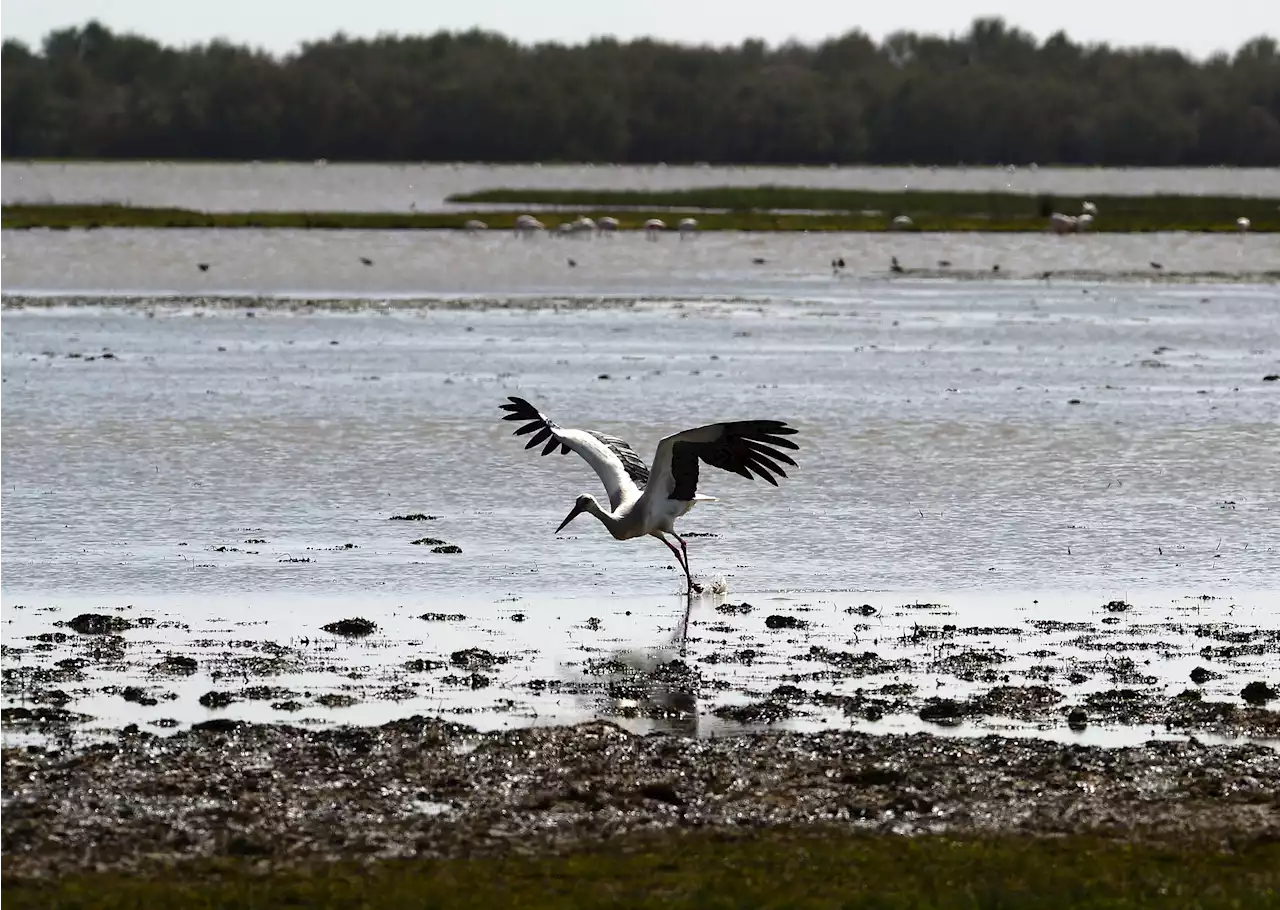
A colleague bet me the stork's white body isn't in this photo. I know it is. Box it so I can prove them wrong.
[499,397,799,594]
[551,425,715,540]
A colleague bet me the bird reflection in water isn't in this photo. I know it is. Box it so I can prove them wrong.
[574,589,725,738]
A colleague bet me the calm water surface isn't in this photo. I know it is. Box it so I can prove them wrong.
[2,228,1277,295]
[3,229,1278,743]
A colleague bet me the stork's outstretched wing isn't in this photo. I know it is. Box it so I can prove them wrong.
[648,420,799,501]
[498,397,649,509]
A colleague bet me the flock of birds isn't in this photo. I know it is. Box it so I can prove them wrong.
[499,396,800,596]
[1045,201,1251,235]
[460,214,701,238]
[460,203,1254,238]
[190,201,1253,276]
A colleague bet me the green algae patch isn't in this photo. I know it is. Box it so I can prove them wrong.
[4,830,1277,909]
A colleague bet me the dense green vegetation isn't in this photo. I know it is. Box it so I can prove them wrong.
[5,830,1278,909]
[4,20,1279,165]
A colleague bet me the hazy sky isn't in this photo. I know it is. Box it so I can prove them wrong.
[2,0,1275,59]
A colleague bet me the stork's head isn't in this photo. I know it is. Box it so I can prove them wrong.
[556,494,596,534]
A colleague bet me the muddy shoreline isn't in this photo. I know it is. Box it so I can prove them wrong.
[4,589,1280,753]
[4,717,1279,878]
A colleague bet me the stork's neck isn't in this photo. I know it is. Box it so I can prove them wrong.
[583,496,628,539]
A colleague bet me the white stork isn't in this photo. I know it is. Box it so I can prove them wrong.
[499,397,799,595]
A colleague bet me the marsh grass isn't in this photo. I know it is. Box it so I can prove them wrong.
[5,829,1278,910]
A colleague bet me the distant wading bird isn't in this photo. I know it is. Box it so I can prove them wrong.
[499,397,800,595]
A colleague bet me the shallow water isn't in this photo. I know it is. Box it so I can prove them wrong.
[3,243,1279,745]
[2,228,1277,295]
[4,162,1280,213]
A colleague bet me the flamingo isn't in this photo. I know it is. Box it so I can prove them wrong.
[644,218,666,240]
[1082,201,1098,216]
[890,215,913,231]
[1237,217,1251,233]
[498,396,800,595]
[677,217,698,238]
[514,214,545,236]
[463,219,488,232]
[597,216,620,234]
[1076,212,1094,231]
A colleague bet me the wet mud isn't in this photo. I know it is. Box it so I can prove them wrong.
[3,593,1278,750]
[3,717,1278,878]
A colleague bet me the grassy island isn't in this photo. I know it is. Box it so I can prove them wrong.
[3,186,1276,233]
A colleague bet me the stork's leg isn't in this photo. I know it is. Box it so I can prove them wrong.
[656,533,695,596]
[676,535,702,595]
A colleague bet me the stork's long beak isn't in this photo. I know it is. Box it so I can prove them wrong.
[555,503,585,534]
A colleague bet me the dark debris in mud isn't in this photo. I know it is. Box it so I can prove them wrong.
[1,706,94,731]
[1242,681,1279,706]
[321,618,378,637]
[4,718,1280,878]
[712,699,804,724]
[60,613,134,635]
[919,686,1065,726]
[450,648,505,670]
[153,654,199,675]
[419,613,467,623]
[197,691,236,709]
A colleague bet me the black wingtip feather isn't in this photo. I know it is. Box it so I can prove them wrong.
[525,427,552,449]
[667,419,800,500]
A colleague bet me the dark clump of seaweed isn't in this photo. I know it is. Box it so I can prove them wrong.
[62,613,134,635]
[321,618,377,637]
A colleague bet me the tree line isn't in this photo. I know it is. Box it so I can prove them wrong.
[3,19,1279,166]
